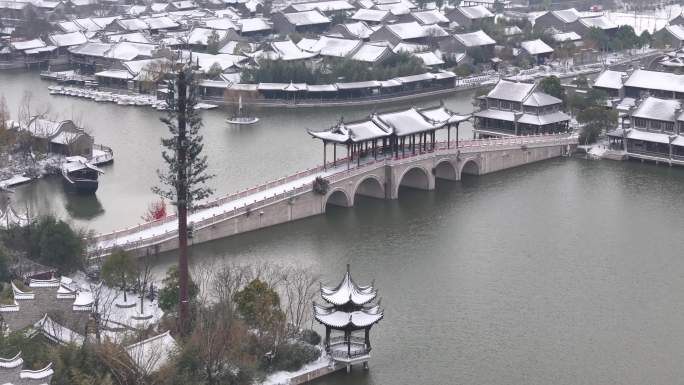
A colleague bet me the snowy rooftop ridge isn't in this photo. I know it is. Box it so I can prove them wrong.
[320,264,377,306]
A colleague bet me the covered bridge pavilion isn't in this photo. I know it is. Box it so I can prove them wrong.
[308,104,470,169]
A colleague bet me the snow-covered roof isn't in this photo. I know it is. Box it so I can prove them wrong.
[593,69,627,90]
[306,36,362,57]
[374,107,442,135]
[105,42,156,61]
[579,15,617,30]
[631,96,681,122]
[626,128,672,144]
[25,45,57,54]
[411,9,448,24]
[58,21,81,33]
[350,43,391,62]
[413,51,443,66]
[68,42,112,57]
[308,84,338,92]
[204,17,239,30]
[126,331,178,375]
[179,50,245,72]
[106,31,152,44]
[396,72,435,83]
[523,92,561,106]
[309,119,390,143]
[272,39,318,60]
[75,17,106,31]
[517,111,570,125]
[420,104,470,124]
[338,21,374,39]
[335,80,381,89]
[666,24,684,41]
[33,314,85,345]
[351,8,389,22]
[392,42,428,53]
[552,31,581,42]
[95,69,134,79]
[314,304,383,328]
[320,266,377,305]
[455,5,493,19]
[92,16,119,29]
[487,79,535,102]
[283,9,331,26]
[520,39,553,56]
[19,363,54,381]
[11,38,46,51]
[384,21,446,40]
[551,8,580,23]
[117,18,150,31]
[238,17,272,32]
[49,31,87,47]
[624,69,684,94]
[170,0,197,9]
[0,352,23,369]
[141,16,179,30]
[454,30,495,47]
[188,27,228,45]
[288,0,354,12]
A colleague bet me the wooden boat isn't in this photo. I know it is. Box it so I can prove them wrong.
[226,96,259,125]
[61,156,104,194]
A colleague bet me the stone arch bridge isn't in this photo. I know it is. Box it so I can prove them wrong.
[88,134,577,259]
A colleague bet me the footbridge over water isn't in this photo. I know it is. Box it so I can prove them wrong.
[88,133,577,259]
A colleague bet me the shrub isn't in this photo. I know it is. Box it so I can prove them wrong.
[158,265,199,313]
[300,329,321,346]
[28,216,84,274]
[271,343,320,372]
[312,177,329,195]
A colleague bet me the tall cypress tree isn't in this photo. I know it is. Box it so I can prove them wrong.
[153,62,213,334]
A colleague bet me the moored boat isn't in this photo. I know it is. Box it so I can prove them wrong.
[61,156,104,194]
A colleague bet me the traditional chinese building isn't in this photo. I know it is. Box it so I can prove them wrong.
[307,104,470,169]
[473,79,571,137]
[314,264,383,372]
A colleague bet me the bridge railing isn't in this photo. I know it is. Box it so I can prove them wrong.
[89,133,577,256]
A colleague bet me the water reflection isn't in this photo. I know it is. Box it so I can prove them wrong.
[64,192,104,220]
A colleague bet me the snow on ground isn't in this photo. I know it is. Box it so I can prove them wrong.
[70,271,164,332]
[261,351,331,385]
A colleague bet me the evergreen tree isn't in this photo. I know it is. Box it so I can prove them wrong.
[153,63,214,334]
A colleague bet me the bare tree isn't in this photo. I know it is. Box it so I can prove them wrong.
[137,253,155,316]
[281,266,319,334]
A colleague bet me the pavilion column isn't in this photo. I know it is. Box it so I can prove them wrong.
[323,141,327,170]
[412,135,416,154]
[365,327,371,351]
[333,143,337,167]
[347,330,351,358]
[347,145,350,170]
[447,125,451,148]
[456,124,460,148]
[373,140,377,159]
[325,327,331,351]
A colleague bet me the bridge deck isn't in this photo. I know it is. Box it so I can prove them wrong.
[89,134,577,257]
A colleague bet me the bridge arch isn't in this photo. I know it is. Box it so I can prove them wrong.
[460,159,481,177]
[395,165,432,197]
[353,175,385,200]
[434,159,458,181]
[324,188,352,210]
